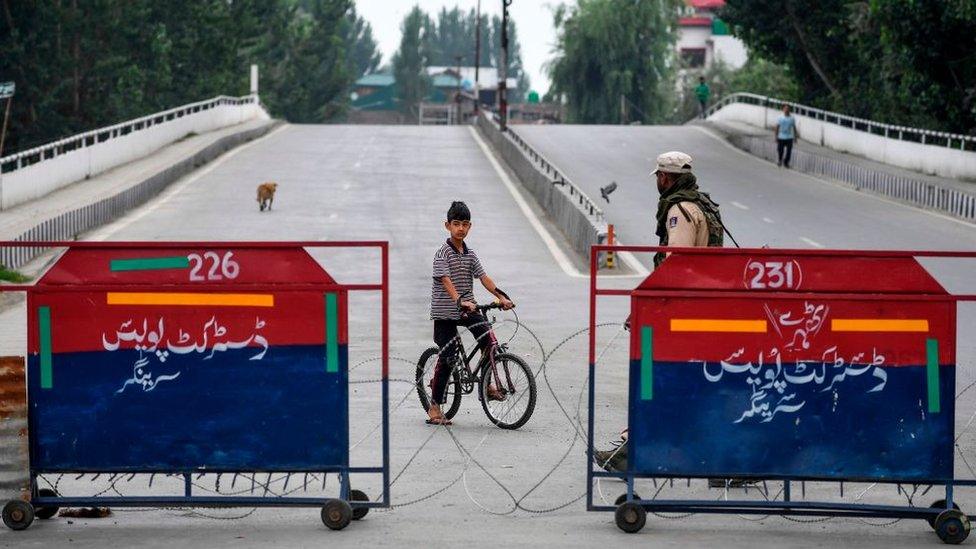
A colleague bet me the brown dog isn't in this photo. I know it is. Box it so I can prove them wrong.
[257,182,278,212]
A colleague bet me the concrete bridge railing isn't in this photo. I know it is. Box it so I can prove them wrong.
[0,95,268,210]
[476,111,607,263]
[705,92,976,181]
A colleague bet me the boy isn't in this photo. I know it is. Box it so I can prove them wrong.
[427,201,514,425]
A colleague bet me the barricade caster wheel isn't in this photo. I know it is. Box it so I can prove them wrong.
[929,500,962,530]
[614,493,641,506]
[2,500,35,531]
[34,489,59,520]
[935,509,970,545]
[321,498,353,530]
[615,501,646,534]
[350,489,369,520]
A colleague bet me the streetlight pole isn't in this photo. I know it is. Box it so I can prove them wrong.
[474,0,482,114]
[499,0,512,131]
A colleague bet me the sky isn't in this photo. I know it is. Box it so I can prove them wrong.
[355,0,566,95]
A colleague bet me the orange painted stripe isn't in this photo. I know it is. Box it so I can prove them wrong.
[831,319,928,332]
[107,292,274,308]
[670,319,767,333]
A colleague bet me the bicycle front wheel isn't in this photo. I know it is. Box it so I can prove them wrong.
[416,347,462,420]
[479,352,536,430]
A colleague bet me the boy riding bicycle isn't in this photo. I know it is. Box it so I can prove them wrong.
[427,201,514,425]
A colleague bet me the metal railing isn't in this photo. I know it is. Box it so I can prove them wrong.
[0,94,259,174]
[0,122,275,270]
[489,111,605,221]
[704,92,976,152]
[737,134,976,222]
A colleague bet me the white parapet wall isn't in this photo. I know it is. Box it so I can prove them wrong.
[708,96,976,181]
[0,95,268,210]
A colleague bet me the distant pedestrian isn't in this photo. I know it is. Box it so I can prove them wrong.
[775,104,798,168]
[694,76,711,119]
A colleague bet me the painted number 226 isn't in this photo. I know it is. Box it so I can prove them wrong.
[745,260,800,290]
[188,251,240,281]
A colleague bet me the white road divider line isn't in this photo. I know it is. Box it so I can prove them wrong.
[731,201,750,210]
[800,237,825,248]
[468,126,647,279]
[762,217,775,224]
[89,124,290,241]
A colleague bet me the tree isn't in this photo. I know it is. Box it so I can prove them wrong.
[863,0,976,134]
[397,7,530,100]
[344,5,381,79]
[429,7,469,66]
[0,0,358,154]
[392,6,432,120]
[548,0,680,124]
[721,0,976,135]
[720,0,860,108]
[490,14,530,102]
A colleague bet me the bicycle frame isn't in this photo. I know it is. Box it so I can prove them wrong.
[448,316,514,397]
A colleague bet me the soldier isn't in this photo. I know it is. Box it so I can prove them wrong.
[594,151,726,474]
[652,150,724,267]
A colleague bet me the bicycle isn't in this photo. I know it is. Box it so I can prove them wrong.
[416,303,537,430]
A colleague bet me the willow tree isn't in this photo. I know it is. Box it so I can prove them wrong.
[547,0,680,124]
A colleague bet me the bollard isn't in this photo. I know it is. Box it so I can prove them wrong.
[606,225,615,269]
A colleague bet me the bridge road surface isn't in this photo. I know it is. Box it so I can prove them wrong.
[0,123,973,548]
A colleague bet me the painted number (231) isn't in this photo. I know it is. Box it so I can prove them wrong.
[745,260,800,290]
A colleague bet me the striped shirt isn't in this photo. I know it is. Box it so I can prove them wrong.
[430,239,486,320]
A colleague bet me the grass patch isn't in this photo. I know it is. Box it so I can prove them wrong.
[0,266,29,283]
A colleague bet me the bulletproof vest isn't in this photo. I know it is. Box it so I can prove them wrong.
[654,191,725,267]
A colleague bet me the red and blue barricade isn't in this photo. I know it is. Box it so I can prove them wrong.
[587,245,976,543]
[1,241,389,531]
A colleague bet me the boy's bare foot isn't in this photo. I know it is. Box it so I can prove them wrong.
[427,404,452,425]
[486,385,507,402]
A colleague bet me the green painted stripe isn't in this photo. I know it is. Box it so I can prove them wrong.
[927,338,940,414]
[326,293,338,373]
[110,256,190,272]
[39,307,52,389]
[641,326,653,400]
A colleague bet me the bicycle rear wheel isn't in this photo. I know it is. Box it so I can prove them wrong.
[416,347,462,420]
[479,352,536,430]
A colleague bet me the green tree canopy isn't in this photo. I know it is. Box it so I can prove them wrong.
[721,0,976,135]
[547,0,681,124]
[392,6,531,104]
[0,0,380,154]
[344,4,382,80]
[392,6,432,120]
